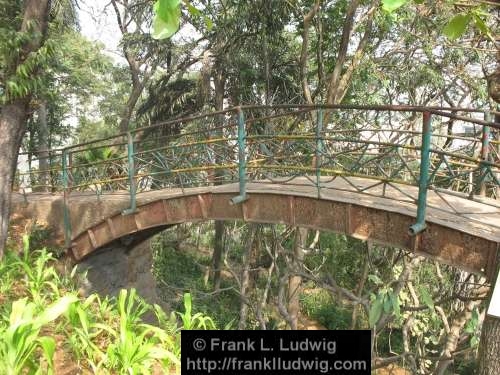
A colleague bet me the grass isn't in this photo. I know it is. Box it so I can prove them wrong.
[300,288,353,330]
[152,227,241,329]
[0,234,217,374]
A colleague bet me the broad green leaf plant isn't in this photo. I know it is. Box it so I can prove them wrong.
[152,0,181,40]
[152,0,212,40]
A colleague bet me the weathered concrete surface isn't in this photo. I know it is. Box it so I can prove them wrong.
[10,177,500,279]
[77,239,164,308]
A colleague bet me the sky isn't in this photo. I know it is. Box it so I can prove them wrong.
[78,0,122,62]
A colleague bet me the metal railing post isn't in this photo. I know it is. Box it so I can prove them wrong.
[123,132,137,214]
[231,107,248,204]
[315,109,324,198]
[62,149,72,248]
[409,111,432,235]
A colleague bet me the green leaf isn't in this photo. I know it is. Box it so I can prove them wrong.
[9,298,29,326]
[382,0,409,12]
[472,14,493,41]
[419,287,434,310]
[368,274,383,286]
[443,13,471,40]
[205,17,213,31]
[23,234,30,255]
[470,335,480,348]
[187,3,201,17]
[383,294,392,313]
[38,295,79,325]
[38,336,56,369]
[369,296,384,327]
[390,292,401,318]
[152,0,181,40]
[183,292,192,317]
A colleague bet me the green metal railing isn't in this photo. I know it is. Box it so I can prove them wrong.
[14,105,500,246]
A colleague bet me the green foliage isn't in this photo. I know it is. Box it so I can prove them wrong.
[382,0,409,13]
[381,0,494,42]
[300,290,351,330]
[176,292,217,330]
[418,285,434,310]
[464,308,481,348]
[0,235,221,374]
[0,296,78,375]
[369,288,401,327]
[152,0,181,39]
[305,233,365,290]
[152,228,240,329]
[0,0,81,104]
[443,13,471,40]
[17,249,61,307]
[105,289,174,374]
[65,295,109,371]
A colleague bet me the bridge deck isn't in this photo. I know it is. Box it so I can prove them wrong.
[12,176,500,242]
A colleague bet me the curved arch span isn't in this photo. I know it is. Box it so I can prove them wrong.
[68,180,499,280]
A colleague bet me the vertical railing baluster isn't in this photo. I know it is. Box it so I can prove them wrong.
[62,149,72,248]
[315,109,324,199]
[123,132,137,214]
[409,111,432,235]
[231,107,248,204]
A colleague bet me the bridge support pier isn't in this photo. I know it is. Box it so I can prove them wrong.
[76,239,164,312]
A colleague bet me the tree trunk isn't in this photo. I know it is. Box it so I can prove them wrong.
[288,227,307,329]
[212,221,224,291]
[0,0,50,258]
[434,296,484,374]
[477,315,500,375]
[0,101,29,257]
[119,82,145,132]
[36,100,50,192]
[239,224,258,329]
[211,66,226,290]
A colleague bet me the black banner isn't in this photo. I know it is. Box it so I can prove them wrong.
[182,330,371,374]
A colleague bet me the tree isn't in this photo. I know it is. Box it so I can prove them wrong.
[0,0,51,257]
[478,314,500,375]
[24,29,112,190]
[110,0,181,132]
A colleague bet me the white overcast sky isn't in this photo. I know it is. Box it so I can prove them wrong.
[78,0,122,61]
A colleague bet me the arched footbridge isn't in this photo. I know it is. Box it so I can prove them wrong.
[11,105,500,280]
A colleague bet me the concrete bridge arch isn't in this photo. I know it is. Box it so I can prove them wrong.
[12,177,500,280]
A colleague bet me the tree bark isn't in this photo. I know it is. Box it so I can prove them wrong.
[36,100,50,192]
[477,315,500,375]
[299,0,320,105]
[0,101,30,257]
[239,224,258,329]
[434,296,484,374]
[326,0,360,105]
[0,0,50,257]
[211,66,226,290]
[111,0,152,132]
[119,81,145,132]
[478,263,500,375]
[288,227,307,329]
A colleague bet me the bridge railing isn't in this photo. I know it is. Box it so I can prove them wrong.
[14,105,499,244]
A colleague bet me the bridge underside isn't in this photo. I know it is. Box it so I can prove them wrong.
[11,177,500,280]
